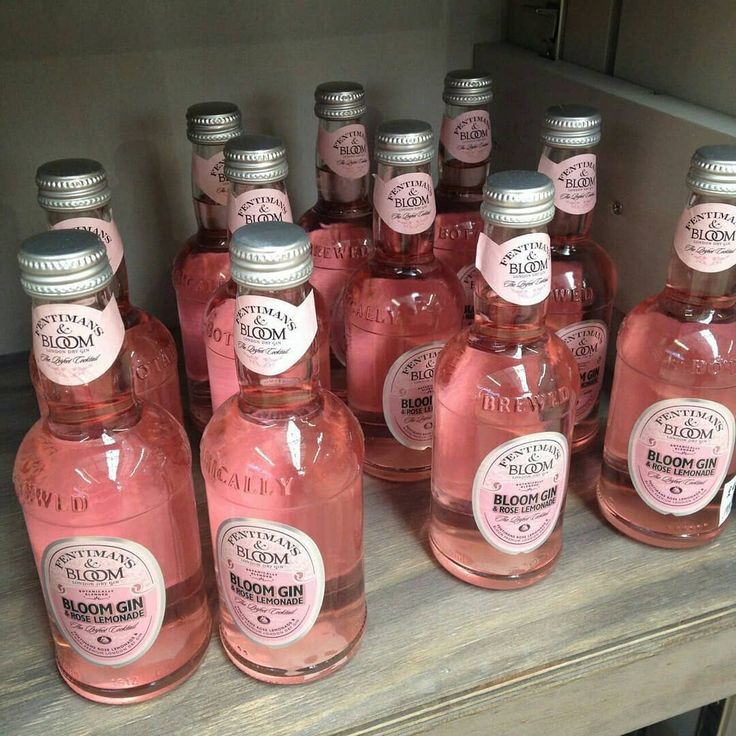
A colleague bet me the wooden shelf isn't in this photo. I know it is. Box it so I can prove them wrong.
[2,352,735,736]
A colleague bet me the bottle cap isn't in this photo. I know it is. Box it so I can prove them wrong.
[541,104,602,148]
[374,119,434,166]
[314,81,367,120]
[230,222,312,289]
[686,144,736,195]
[481,170,556,227]
[224,134,289,184]
[18,230,113,300]
[443,69,493,106]
[36,158,111,212]
[186,102,243,144]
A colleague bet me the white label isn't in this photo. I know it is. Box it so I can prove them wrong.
[373,172,436,235]
[472,432,569,555]
[51,217,125,275]
[42,537,165,667]
[192,150,229,206]
[628,398,735,516]
[556,320,608,421]
[234,291,317,376]
[217,519,325,647]
[440,110,492,164]
[719,475,736,526]
[228,189,293,234]
[475,231,551,306]
[32,297,125,386]
[317,123,370,179]
[382,341,444,450]
[673,203,736,273]
[538,153,597,215]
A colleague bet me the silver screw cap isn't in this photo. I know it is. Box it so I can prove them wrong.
[375,119,434,166]
[36,158,111,212]
[230,222,313,290]
[224,134,289,184]
[686,145,736,195]
[186,102,243,144]
[18,230,113,300]
[541,104,602,148]
[481,170,556,227]
[443,69,493,106]
[314,81,367,120]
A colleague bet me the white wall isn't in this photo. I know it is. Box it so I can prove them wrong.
[0,0,506,354]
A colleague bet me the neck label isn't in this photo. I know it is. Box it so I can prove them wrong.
[228,189,293,234]
[383,341,444,450]
[318,123,369,179]
[472,432,569,554]
[373,172,436,235]
[51,217,124,275]
[476,231,551,306]
[441,110,492,164]
[192,150,228,206]
[538,153,597,215]
[217,518,325,647]
[234,291,317,376]
[42,537,165,667]
[629,398,735,516]
[33,297,125,386]
[674,202,736,273]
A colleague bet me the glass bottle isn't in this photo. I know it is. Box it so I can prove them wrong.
[205,134,331,413]
[435,69,494,323]
[299,81,374,397]
[201,222,366,684]
[345,120,465,481]
[598,145,736,548]
[538,105,617,450]
[13,230,210,703]
[36,159,184,422]
[429,171,579,589]
[173,102,243,430]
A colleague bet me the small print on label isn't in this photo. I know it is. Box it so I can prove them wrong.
[538,153,597,215]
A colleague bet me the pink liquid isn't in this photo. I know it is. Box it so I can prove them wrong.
[429,255,579,588]
[173,206,230,430]
[201,283,365,683]
[14,328,210,703]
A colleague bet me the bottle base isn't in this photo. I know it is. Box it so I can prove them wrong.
[57,631,211,704]
[219,617,366,684]
[363,436,432,482]
[597,490,723,549]
[364,463,431,482]
[570,422,599,453]
[428,535,559,589]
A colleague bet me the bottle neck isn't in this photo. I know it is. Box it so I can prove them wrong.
[45,204,132,311]
[540,143,596,239]
[235,281,320,416]
[315,117,371,213]
[32,287,139,440]
[227,178,292,239]
[437,102,491,197]
[472,223,549,340]
[373,161,435,263]
[665,191,736,302]
[191,142,229,241]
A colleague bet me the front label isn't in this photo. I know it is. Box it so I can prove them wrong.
[228,189,293,234]
[673,203,736,273]
[476,232,551,306]
[217,519,325,647]
[720,475,736,526]
[317,124,370,179]
[234,291,317,376]
[382,341,444,450]
[42,537,165,667]
[556,320,608,421]
[629,399,736,516]
[33,298,125,386]
[538,153,597,215]
[192,151,228,206]
[440,110,492,164]
[472,432,569,555]
[51,217,124,275]
[205,297,238,410]
[373,172,436,235]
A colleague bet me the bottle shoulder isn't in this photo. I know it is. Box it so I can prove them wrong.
[173,239,230,287]
[549,237,617,306]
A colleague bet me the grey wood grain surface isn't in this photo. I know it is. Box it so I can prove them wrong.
[1,352,734,736]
